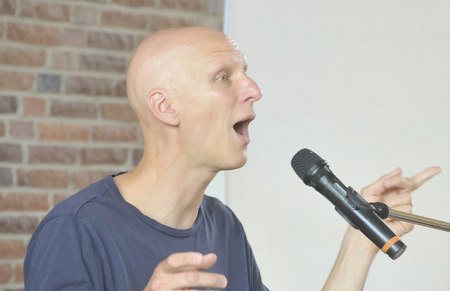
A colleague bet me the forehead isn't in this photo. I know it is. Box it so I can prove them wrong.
[198,37,248,72]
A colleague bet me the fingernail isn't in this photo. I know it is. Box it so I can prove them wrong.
[221,275,228,287]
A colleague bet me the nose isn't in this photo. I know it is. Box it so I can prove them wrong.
[242,75,263,103]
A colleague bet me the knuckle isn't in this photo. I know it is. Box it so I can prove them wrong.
[148,277,166,290]
[166,253,177,267]
[185,271,200,283]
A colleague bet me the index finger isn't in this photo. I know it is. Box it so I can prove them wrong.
[382,166,441,193]
[160,252,217,273]
[411,166,442,190]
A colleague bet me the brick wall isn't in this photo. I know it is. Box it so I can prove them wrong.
[0,0,224,289]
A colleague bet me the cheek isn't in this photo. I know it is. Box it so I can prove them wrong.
[178,88,237,133]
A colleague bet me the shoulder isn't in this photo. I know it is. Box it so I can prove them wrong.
[34,175,118,234]
[25,175,119,271]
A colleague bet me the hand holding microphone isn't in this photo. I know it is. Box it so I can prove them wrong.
[291,148,442,259]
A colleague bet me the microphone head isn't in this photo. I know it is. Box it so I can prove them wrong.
[291,148,325,182]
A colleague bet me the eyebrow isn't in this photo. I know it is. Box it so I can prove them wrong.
[207,51,247,74]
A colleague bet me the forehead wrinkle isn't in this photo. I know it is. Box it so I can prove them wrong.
[200,39,247,73]
[205,49,248,76]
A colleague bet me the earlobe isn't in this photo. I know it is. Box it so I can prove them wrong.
[147,89,179,126]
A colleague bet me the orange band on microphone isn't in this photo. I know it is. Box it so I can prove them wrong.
[381,236,401,253]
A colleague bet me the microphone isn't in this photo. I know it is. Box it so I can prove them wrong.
[291,148,406,259]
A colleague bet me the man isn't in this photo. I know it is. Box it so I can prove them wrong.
[24,26,441,290]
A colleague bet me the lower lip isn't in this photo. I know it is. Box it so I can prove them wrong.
[235,132,250,144]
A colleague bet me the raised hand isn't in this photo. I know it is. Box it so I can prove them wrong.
[144,252,227,291]
[360,166,442,236]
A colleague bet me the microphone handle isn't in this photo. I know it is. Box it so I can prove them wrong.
[388,209,450,232]
[371,202,450,232]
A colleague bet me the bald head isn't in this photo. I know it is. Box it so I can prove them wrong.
[126,27,235,122]
[125,26,261,171]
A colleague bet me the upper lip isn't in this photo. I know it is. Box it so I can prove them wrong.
[234,114,256,127]
[233,114,256,135]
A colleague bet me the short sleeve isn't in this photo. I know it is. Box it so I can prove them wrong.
[24,214,103,291]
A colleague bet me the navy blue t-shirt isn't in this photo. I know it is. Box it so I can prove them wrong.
[24,174,268,291]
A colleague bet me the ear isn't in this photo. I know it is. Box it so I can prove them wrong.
[147,89,179,126]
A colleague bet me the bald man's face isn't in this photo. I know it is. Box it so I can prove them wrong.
[172,33,263,171]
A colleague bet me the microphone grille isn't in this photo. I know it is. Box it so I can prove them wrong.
[291,148,324,181]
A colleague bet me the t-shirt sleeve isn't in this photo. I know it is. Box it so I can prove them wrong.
[223,201,269,291]
[24,214,103,291]
[242,232,270,291]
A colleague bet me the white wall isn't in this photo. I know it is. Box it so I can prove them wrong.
[226,1,450,290]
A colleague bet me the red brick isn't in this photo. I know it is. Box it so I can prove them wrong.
[53,193,70,206]
[81,148,128,165]
[92,125,138,142]
[0,121,4,136]
[0,167,13,186]
[0,70,33,90]
[29,145,77,164]
[101,10,148,29]
[51,51,75,69]
[101,103,138,122]
[136,34,148,45]
[151,14,196,31]
[0,263,12,283]
[73,5,99,25]
[111,0,156,7]
[8,22,62,46]
[38,122,89,141]
[0,46,46,67]
[0,95,18,113]
[20,0,70,22]
[0,192,49,211]
[0,216,39,234]
[87,31,134,51]
[63,28,84,47]
[15,263,23,283]
[50,100,97,119]
[0,143,22,163]
[0,0,16,15]
[17,169,69,188]
[161,0,204,12]
[0,240,27,259]
[23,97,46,116]
[65,76,114,96]
[79,53,127,73]
[114,79,127,97]
[10,120,34,139]
[73,170,112,189]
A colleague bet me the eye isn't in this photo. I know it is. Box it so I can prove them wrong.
[216,74,229,82]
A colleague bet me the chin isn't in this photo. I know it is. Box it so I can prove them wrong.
[222,153,248,170]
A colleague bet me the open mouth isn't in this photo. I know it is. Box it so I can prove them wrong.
[233,115,255,143]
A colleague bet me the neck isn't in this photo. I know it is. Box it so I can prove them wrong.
[114,150,218,229]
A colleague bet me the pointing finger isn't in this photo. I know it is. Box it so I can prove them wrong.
[411,166,442,190]
[384,166,441,192]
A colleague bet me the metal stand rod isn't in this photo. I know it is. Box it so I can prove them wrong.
[370,202,450,233]
[388,209,450,232]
